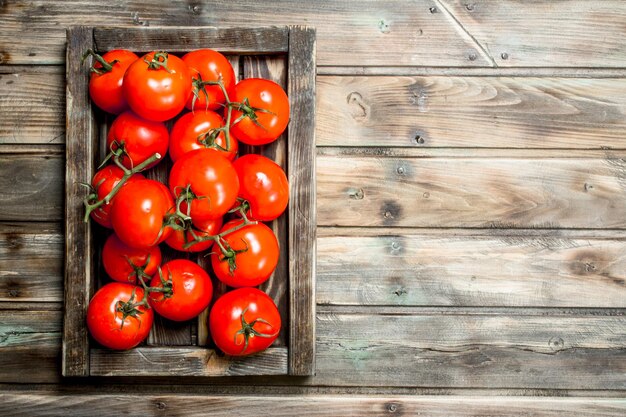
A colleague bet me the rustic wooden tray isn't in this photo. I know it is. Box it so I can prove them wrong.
[63,26,316,377]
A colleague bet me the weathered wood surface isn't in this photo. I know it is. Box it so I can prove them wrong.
[93,26,289,54]
[315,312,626,389]
[317,76,626,148]
[317,154,626,228]
[2,308,625,389]
[439,0,626,67]
[90,347,288,377]
[0,222,63,302]
[286,26,317,376]
[0,310,61,383]
[63,26,96,377]
[1,393,624,417]
[6,72,626,148]
[0,0,489,67]
[0,153,63,221]
[317,230,626,307]
[6,224,626,308]
[0,67,64,144]
[8,152,626,230]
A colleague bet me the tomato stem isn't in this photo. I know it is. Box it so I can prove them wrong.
[234,307,278,354]
[83,152,162,223]
[145,51,172,73]
[82,49,118,74]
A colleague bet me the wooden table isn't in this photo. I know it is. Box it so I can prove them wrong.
[1,1,625,415]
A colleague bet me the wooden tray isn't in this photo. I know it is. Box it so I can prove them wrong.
[63,26,316,377]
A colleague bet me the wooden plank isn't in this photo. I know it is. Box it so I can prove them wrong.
[317,155,626,229]
[317,232,626,307]
[317,76,626,148]
[439,0,626,67]
[63,26,95,377]
[0,153,63,221]
[0,67,64,145]
[241,55,289,348]
[1,393,624,417]
[0,0,489,66]
[94,26,289,54]
[315,313,626,389]
[287,26,316,376]
[0,310,61,383]
[0,222,63,302]
[5,71,626,147]
[89,347,288,377]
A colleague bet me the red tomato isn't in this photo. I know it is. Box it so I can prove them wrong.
[164,217,222,252]
[110,179,174,249]
[89,165,144,228]
[209,288,281,356]
[170,111,238,162]
[107,112,169,169]
[87,49,138,114]
[211,219,279,288]
[169,149,239,221]
[182,49,235,111]
[102,233,162,284]
[230,78,289,145]
[87,282,153,350]
[232,154,289,221]
[123,51,192,122]
[148,259,213,321]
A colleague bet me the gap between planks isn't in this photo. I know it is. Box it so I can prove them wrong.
[3,64,626,78]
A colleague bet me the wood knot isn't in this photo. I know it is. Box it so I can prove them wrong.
[347,92,369,121]
[378,19,391,34]
[549,337,565,351]
[347,187,365,200]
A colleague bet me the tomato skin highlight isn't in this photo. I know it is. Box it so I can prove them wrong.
[182,49,236,111]
[123,51,192,122]
[87,282,153,350]
[107,112,169,170]
[232,154,289,222]
[110,179,174,249]
[209,288,281,356]
[169,149,240,221]
[170,111,238,162]
[89,165,144,228]
[211,219,279,288]
[230,78,290,145]
[148,259,213,321]
[102,233,162,284]
[88,49,138,114]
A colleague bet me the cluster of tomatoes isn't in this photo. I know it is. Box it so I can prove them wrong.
[82,48,289,356]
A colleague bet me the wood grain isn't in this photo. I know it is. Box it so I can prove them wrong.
[0,222,63,302]
[94,26,289,54]
[439,0,626,67]
[0,310,61,383]
[1,308,625,389]
[315,313,626,389]
[0,0,489,66]
[90,347,288,377]
[0,154,63,221]
[317,76,626,148]
[317,155,626,228]
[317,231,626,307]
[287,26,317,376]
[0,67,64,144]
[1,393,624,416]
[63,26,96,377]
